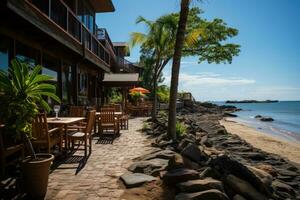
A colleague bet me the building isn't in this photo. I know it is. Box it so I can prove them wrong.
[0,0,140,107]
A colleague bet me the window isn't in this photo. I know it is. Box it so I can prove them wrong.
[16,42,39,68]
[0,35,11,71]
[31,0,49,15]
[77,1,95,33]
[42,53,59,81]
[62,64,73,104]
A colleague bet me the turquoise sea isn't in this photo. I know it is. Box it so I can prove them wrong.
[216,101,300,142]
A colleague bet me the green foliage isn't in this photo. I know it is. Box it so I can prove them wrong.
[0,59,61,138]
[157,85,170,103]
[176,122,187,137]
[129,91,145,104]
[110,89,122,104]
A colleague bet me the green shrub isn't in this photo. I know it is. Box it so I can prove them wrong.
[157,85,170,103]
[176,122,187,137]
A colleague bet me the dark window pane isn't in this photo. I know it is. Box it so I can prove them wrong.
[15,42,39,68]
[31,0,49,15]
[0,35,11,71]
[62,64,73,104]
[51,0,67,30]
[42,53,58,81]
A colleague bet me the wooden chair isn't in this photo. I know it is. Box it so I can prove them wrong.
[98,108,119,137]
[67,110,96,157]
[69,106,85,117]
[0,126,24,179]
[31,113,63,153]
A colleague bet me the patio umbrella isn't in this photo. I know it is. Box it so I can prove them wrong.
[129,87,150,94]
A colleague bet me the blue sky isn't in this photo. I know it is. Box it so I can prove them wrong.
[97,0,300,101]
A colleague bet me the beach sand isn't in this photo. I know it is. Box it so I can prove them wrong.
[220,118,300,164]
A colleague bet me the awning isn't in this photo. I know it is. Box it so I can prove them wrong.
[102,73,140,87]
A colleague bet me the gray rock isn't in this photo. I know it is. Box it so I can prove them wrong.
[210,155,271,196]
[260,117,274,122]
[128,158,169,176]
[225,174,268,200]
[138,149,176,161]
[177,178,224,193]
[175,189,229,200]
[181,143,207,163]
[247,165,273,189]
[120,173,157,188]
[233,194,247,200]
[162,168,199,185]
[272,180,295,195]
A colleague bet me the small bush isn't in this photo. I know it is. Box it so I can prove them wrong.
[176,122,187,137]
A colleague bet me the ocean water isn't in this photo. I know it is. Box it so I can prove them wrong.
[216,101,300,142]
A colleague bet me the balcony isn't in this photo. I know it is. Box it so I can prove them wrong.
[96,28,116,57]
[116,57,136,73]
[26,0,110,67]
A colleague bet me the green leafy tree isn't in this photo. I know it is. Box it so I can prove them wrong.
[167,1,240,140]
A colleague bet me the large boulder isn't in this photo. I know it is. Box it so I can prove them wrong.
[128,158,169,176]
[210,155,272,196]
[162,168,199,185]
[260,117,274,122]
[120,173,157,188]
[177,178,224,193]
[181,143,208,163]
[272,180,295,196]
[225,174,268,200]
[175,189,229,200]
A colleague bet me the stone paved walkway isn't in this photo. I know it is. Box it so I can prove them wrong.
[46,117,154,200]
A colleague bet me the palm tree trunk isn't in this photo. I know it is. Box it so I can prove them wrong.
[151,61,159,121]
[167,0,190,140]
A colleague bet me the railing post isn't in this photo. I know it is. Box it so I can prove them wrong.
[66,9,69,32]
[49,0,51,18]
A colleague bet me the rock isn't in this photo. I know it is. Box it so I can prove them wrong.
[162,168,199,185]
[223,112,238,117]
[255,115,262,118]
[177,178,224,193]
[199,167,221,179]
[247,165,273,189]
[260,117,274,122]
[225,174,268,200]
[175,189,229,200]
[272,180,295,195]
[233,194,247,200]
[120,173,157,188]
[181,143,207,163]
[168,154,184,170]
[178,138,194,151]
[138,149,177,161]
[128,158,169,176]
[210,155,271,196]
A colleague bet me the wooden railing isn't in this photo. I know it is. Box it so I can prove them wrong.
[96,28,116,56]
[26,0,110,66]
[117,57,136,73]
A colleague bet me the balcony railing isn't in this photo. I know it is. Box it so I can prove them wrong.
[117,57,136,73]
[26,0,110,66]
[96,28,116,55]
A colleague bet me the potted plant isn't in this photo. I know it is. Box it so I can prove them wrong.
[0,59,61,198]
[129,91,145,105]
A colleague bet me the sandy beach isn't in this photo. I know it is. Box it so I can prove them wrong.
[220,118,300,164]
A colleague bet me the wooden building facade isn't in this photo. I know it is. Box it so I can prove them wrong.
[0,0,141,107]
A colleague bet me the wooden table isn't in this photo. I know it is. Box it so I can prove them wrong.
[47,117,85,153]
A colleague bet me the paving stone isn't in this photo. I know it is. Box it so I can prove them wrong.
[46,117,155,200]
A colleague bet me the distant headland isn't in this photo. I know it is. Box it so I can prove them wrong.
[225,100,279,104]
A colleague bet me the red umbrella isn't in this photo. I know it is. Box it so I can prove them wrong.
[129,87,150,94]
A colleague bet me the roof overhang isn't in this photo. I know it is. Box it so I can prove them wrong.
[102,73,140,87]
[89,0,115,12]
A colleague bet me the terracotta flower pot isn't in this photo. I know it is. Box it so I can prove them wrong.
[21,153,54,199]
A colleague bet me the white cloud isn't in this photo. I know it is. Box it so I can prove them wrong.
[164,72,256,87]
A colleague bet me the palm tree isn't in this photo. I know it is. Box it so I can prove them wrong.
[167,0,191,139]
[130,16,177,121]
